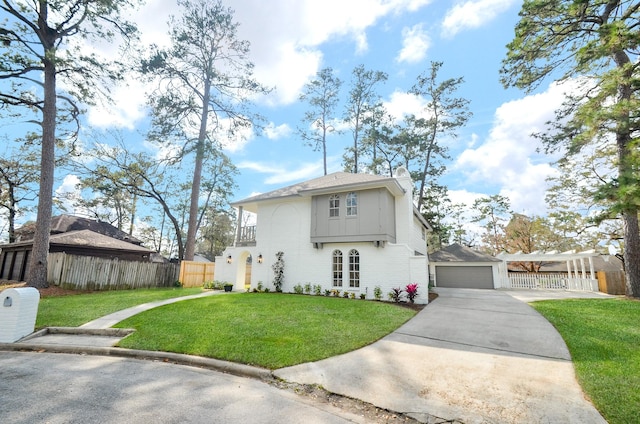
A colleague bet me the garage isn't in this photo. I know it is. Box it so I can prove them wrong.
[435,265,494,289]
[429,243,501,289]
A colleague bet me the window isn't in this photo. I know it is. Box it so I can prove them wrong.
[348,249,360,288]
[332,250,343,287]
[329,194,340,217]
[346,192,357,216]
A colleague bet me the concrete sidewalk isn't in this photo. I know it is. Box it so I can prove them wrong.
[274,288,608,423]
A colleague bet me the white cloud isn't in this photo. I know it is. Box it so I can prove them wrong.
[383,90,429,121]
[237,160,324,186]
[86,75,148,129]
[54,174,86,215]
[441,0,516,37]
[454,81,576,215]
[81,0,436,129]
[396,24,431,64]
[264,122,292,140]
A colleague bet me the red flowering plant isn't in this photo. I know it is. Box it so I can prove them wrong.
[405,283,419,303]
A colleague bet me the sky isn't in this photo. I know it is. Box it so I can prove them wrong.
[3,0,579,240]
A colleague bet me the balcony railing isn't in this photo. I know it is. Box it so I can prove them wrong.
[236,225,256,246]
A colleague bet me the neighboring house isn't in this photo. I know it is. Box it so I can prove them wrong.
[214,167,432,303]
[0,216,153,282]
[14,214,144,245]
[429,243,502,289]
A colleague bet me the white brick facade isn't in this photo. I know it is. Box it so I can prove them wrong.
[215,168,430,304]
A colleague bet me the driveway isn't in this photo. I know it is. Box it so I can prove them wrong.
[275,288,608,423]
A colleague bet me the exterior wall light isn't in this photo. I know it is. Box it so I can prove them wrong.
[257,254,263,264]
[226,255,232,264]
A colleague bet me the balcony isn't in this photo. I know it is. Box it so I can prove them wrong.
[236,225,256,247]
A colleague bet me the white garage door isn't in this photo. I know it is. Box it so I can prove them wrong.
[435,266,494,289]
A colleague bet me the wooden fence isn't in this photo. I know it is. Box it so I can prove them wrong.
[597,270,626,295]
[507,272,598,291]
[48,252,180,290]
[179,261,215,288]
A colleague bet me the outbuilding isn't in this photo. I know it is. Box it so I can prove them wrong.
[428,243,501,289]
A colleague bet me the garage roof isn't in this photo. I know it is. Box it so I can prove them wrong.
[429,243,501,263]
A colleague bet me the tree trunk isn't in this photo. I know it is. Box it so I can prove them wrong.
[184,78,211,261]
[27,57,56,288]
[623,210,640,297]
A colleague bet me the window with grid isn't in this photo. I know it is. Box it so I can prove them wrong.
[329,195,340,217]
[332,250,343,287]
[346,192,357,216]
[348,249,360,288]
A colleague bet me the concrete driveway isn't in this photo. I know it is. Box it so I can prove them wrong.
[275,288,608,423]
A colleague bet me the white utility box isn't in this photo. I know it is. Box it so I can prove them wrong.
[0,287,40,343]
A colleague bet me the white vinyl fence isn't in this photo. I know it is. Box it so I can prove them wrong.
[507,272,598,291]
[48,252,180,290]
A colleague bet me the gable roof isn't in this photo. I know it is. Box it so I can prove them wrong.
[15,214,143,245]
[429,243,501,263]
[232,172,406,212]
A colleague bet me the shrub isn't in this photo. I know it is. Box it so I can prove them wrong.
[388,287,404,303]
[264,287,270,293]
[343,291,350,298]
[272,251,285,292]
[332,289,341,297]
[304,283,312,294]
[313,284,322,295]
[349,292,356,299]
[174,280,183,288]
[405,283,419,304]
[293,284,304,294]
[324,289,331,296]
[374,286,383,301]
[257,281,264,292]
[360,293,366,300]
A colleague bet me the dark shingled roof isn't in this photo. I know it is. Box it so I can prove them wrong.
[15,214,143,245]
[429,243,501,263]
[48,230,152,252]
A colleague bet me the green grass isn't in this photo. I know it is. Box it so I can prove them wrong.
[114,293,416,369]
[36,287,204,328]
[531,298,640,424]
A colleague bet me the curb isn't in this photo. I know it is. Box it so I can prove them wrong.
[0,337,274,382]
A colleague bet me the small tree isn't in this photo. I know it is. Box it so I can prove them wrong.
[298,67,342,176]
[272,251,284,292]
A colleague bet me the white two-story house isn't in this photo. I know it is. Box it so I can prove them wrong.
[214,167,431,303]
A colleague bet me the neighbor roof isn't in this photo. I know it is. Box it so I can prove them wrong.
[2,230,152,253]
[429,243,501,263]
[231,172,406,212]
[15,214,143,245]
[48,230,152,252]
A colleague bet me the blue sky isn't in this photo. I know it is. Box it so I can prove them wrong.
[6,0,577,239]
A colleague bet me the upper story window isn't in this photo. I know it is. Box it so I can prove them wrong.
[329,194,340,217]
[346,192,357,216]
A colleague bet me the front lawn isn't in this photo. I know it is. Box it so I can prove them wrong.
[531,298,640,424]
[114,293,416,369]
[36,287,204,328]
